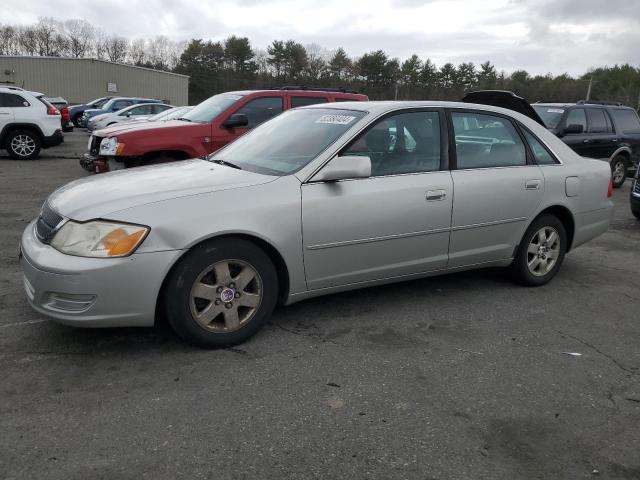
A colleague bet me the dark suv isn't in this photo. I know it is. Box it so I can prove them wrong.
[533,101,640,187]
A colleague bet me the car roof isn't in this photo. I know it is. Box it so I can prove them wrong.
[223,89,365,97]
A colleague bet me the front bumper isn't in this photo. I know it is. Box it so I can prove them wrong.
[42,129,63,148]
[20,220,183,328]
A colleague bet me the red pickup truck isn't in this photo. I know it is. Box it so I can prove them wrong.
[81,87,368,172]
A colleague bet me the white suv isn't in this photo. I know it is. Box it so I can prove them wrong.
[0,87,63,159]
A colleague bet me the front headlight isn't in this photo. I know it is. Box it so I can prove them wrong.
[99,137,117,155]
[50,220,149,257]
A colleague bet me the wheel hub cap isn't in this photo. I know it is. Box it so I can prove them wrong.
[219,287,235,303]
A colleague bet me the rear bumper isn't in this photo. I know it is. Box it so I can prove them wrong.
[42,129,63,148]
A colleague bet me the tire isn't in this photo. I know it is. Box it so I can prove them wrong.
[611,155,627,188]
[164,238,279,348]
[6,129,42,160]
[511,214,567,286]
[633,210,640,221]
[72,113,82,127]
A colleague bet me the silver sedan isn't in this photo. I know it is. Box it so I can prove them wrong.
[20,101,614,347]
[87,103,172,131]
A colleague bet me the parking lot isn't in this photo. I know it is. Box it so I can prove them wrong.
[1,131,639,479]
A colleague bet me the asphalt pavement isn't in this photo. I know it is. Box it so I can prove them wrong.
[1,131,639,480]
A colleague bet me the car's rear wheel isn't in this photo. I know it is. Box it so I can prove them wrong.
[611,155,627,188]
[6,130,41,159]
[511,214,567,286]
[164,238,278,348]
[72,113,83,127]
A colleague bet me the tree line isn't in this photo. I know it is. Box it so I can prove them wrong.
[2,17,640,107]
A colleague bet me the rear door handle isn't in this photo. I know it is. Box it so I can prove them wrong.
[525,179,541,190]
[582,139,592,143]
[426,190,446,201]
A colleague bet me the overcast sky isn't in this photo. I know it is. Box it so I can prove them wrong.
[6,0,640,75]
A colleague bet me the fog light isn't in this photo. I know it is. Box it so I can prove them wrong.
[43,292,96,312]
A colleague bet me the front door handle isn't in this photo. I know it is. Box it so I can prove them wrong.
[426,190,446,201]
[582,139,591,143]
[525,179,541,190]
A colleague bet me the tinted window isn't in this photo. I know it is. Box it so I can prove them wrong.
[291,96,328,108]
[112,100,131,110]
[235,97,283,128]
[125,105,154,116]
[587,108,611,133]
[210,108,366,175]
[343,111,441,176]
[153,104,172,114]
[0,93,28,107]
[610,109,640,134]
[565,108,587,132]
[523,130,557,165]
[452,112,526,169]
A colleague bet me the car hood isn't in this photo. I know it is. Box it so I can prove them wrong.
[90,113,110,122]
[47,159,277,221]
[96,119,195,138]
[84,108,106,117]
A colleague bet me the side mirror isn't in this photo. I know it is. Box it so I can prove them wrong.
[222,113,249,129]
[563,123,583,135]
[311,155,371,182]
[124,111,131,117]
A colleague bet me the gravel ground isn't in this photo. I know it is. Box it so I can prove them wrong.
[1,131,639,480]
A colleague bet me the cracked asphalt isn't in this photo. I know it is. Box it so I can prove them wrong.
[1,131,639,480]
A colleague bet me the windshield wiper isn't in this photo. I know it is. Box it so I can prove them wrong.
[211,159,242,170]
[176,117,192,122]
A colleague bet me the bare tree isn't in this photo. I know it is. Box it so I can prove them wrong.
[93,29,109,59]
[128,38,147,65]
[64,19,94,58]
[0,25,20,55]
[104,36,128,63]
[34,17,68,56]
[17,26,38,55]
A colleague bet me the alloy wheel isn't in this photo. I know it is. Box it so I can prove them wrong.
[10,134,36,157]
[189,259,262,332]
[527,226,561,277]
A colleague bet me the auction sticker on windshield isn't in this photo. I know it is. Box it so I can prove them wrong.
[315,114,357,125]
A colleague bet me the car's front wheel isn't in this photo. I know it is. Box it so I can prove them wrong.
[611,155,627,188]
[164,238,278,348]
[6,130,41,159]
[511,214,567,286]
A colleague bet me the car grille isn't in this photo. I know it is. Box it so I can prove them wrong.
[35,202,64,244]
[89,135,102,155]
[634,179,640,195]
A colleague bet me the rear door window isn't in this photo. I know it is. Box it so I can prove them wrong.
[565,108,587,133]
[112,100,132,110]
[610,109,640,134]
[451,112,526,169]
[0,93,29,107]
[291,96,328,108]
[235,97,283,128]
[587,108,611,133]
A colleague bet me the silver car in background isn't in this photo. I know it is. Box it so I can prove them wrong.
[20,101,614,347]
[87,103,173,131]
[130,105,193,124]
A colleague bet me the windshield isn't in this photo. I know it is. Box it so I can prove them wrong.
[182,94,242,123]
[91,97,110,108]
[209,108,367,175]
[533,105,565,129]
